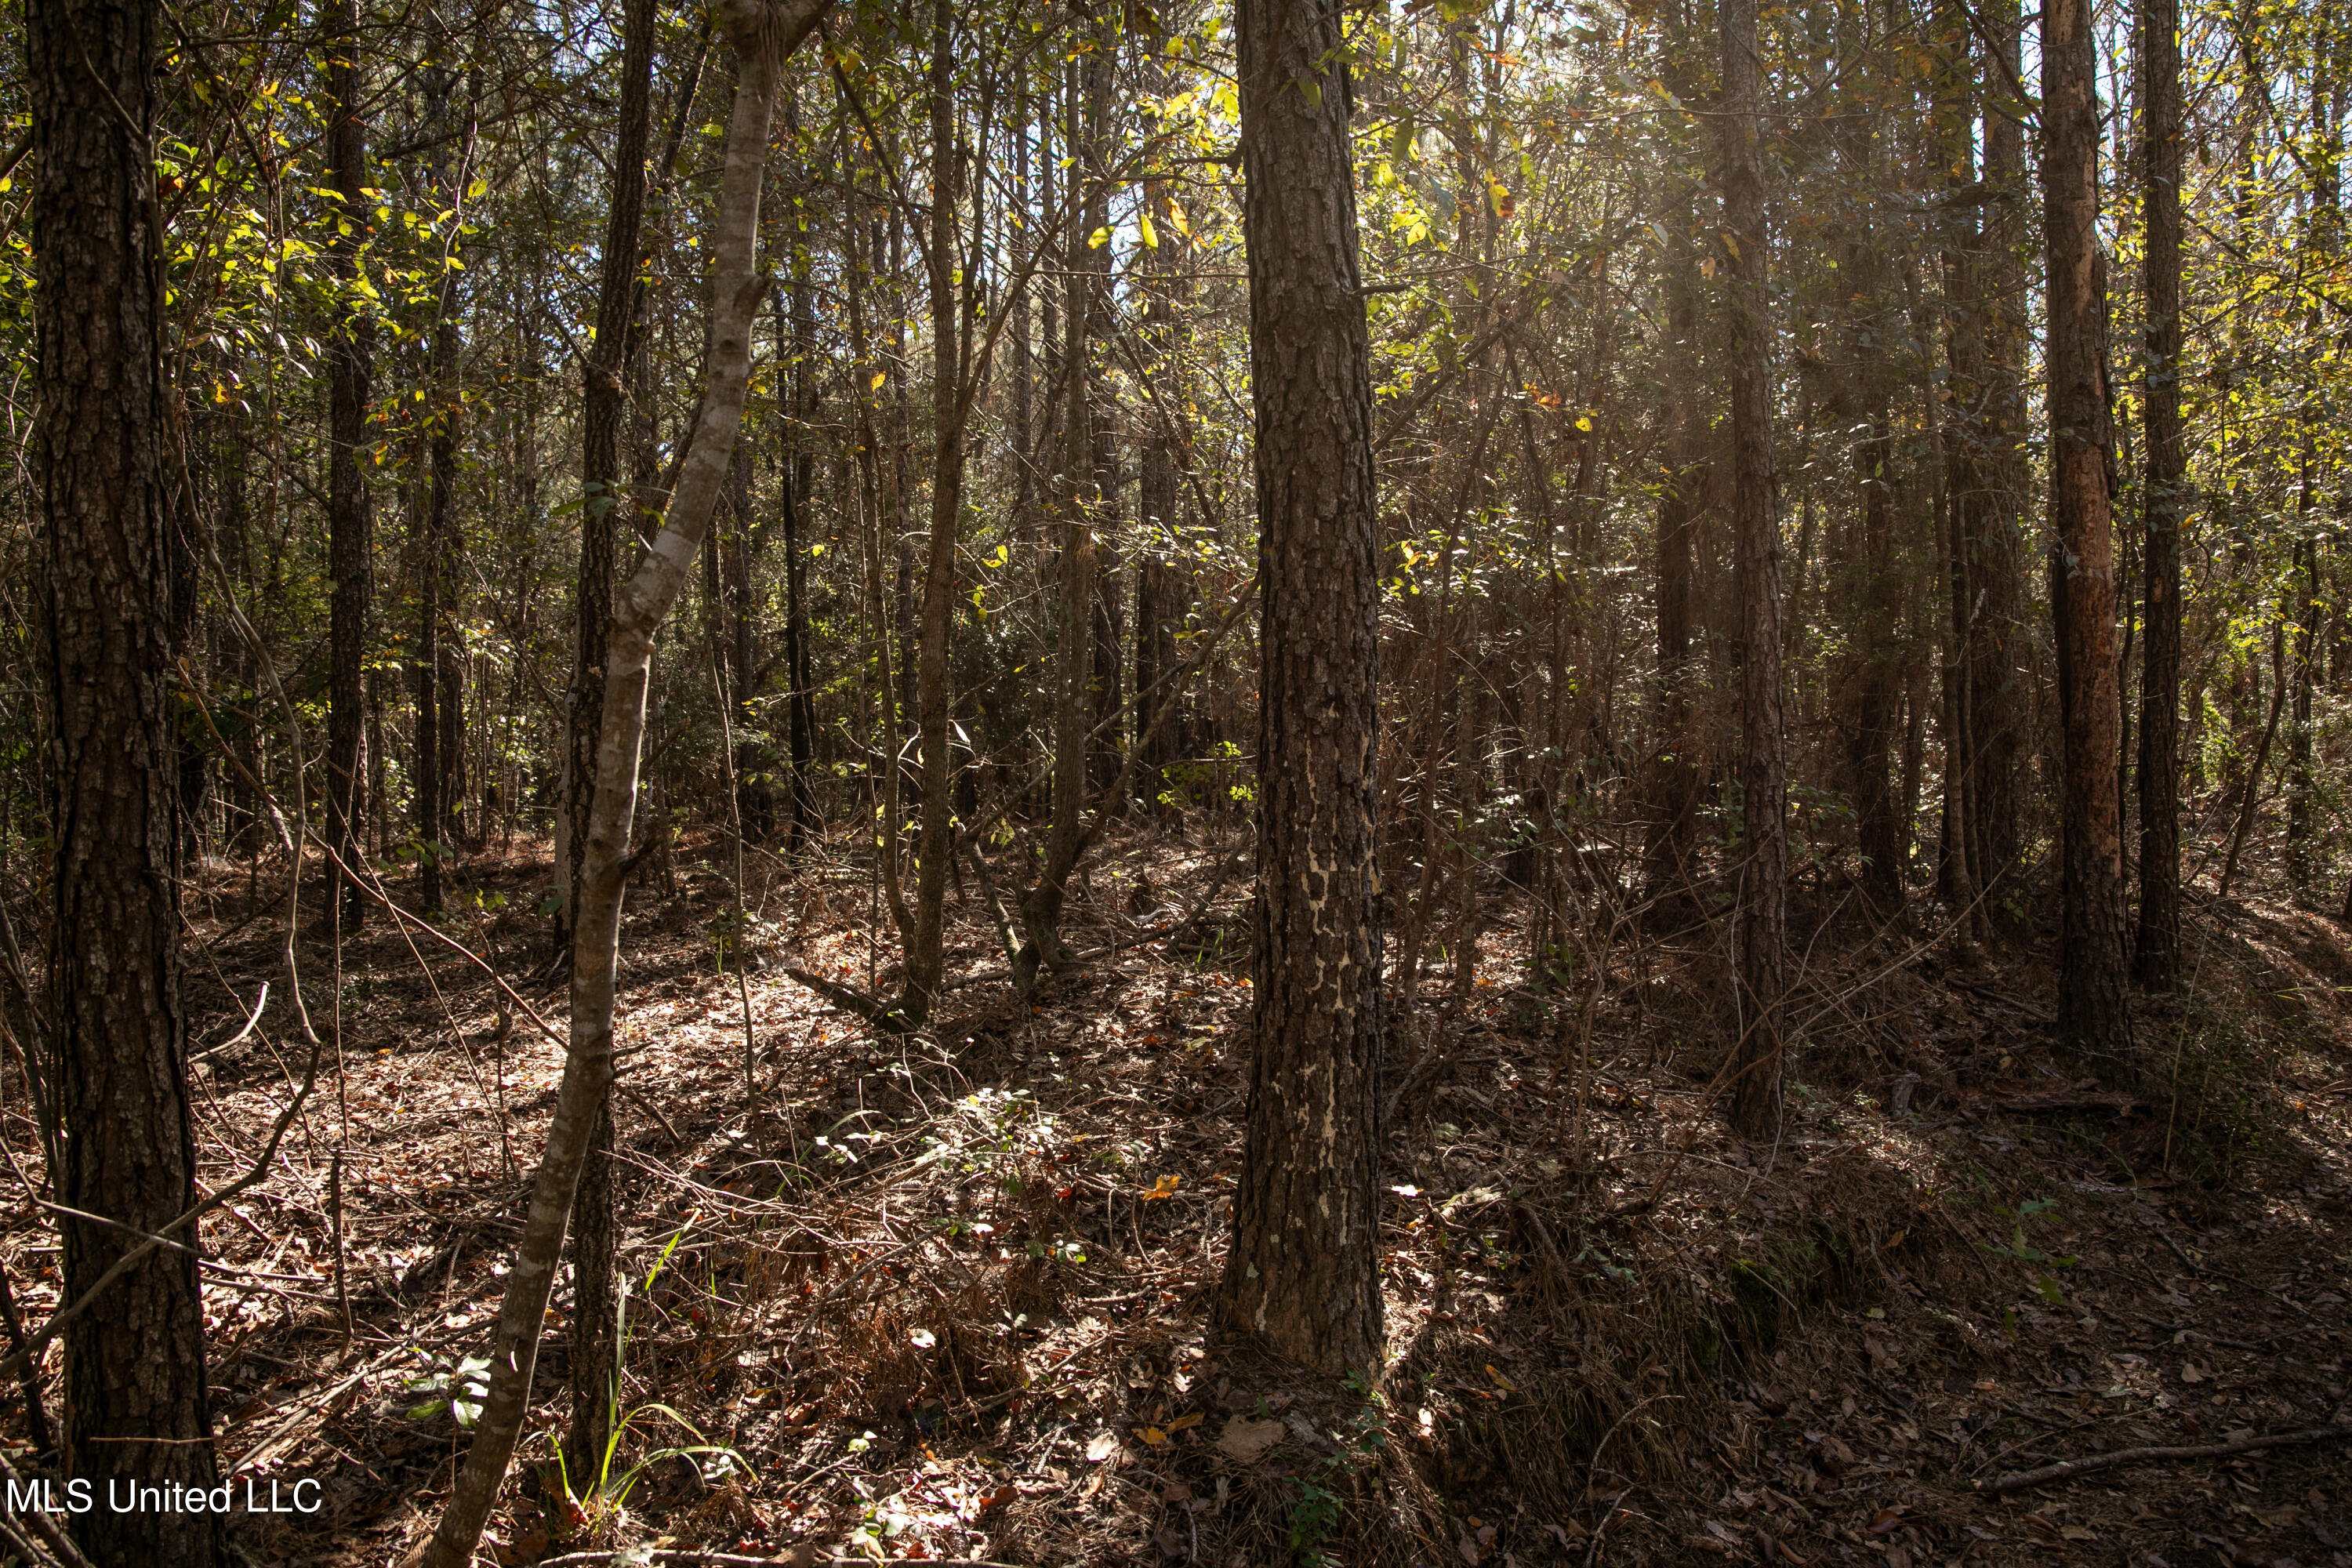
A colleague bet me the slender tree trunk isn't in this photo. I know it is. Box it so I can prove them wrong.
[1135,176,1189,812]
[2288,535,2318,892]
[560,0,657,1486]
[2045,0,2132,1061]
[32,0,223,1555]
[897,0,967,1023]
[1972,0,2030,901]
[1719,0,1788,1136]
[1644,190,1704,918]
[1012,58,1095,991]
[418,7,829,1563]
[325,0,373,933]
[1218,0,1384,1377]
[781,250,819,850]
[2135,0,2183,984]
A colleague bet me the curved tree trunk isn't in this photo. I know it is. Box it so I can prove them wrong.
[416,5,830,1562]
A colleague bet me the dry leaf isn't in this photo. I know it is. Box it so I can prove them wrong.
[1134,1425,1169,1446]
[2180,1362,2208,1385]
[1486,1363,1518,1393]
[1167,1410,1205,1433]
[1216,1415,1286,1463]
[1084,1430,1120,1461]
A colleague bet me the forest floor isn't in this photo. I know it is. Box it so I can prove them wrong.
[8,827,2351,1568]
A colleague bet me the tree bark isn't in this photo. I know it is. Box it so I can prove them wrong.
[2134,0,2183,985]
[896,0,970,1024]
[781,249,819,851]
[325,0,374,935]
[1719,0,1788,1137]
[416,5,829,1562]
[1011,58,1096,993]
[32,0,223,1556]
[2044,0,2132,1061]
[1643,182,1704,919]
[560,0,657,1486]
[1971,0,2030,902]
[1217,0,1384,1377]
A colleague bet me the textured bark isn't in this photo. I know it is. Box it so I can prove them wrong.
[32,0,223,1557]
[325,0,374,934]
[781,252,819,851]
[1643,199,1704,916]
[2288,535,2318,892]
[2134,0,2183,985]
[1719,0,1788,1137]
[418,5,829,1561]
[1135,177,1191,809]
[416,66,467,912]
[1935,18,1984,942]
[561,0,655,1483]
[1970,0,2030,899]
[897,0,967,1024]
[1217,0,1384,1377]
[1011,59,1095,993]
[2044,0,2131,1061]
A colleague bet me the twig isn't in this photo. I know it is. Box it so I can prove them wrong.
[1976,1423,2352,1494]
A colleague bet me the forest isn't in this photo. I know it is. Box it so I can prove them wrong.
[5,0,2352,1560]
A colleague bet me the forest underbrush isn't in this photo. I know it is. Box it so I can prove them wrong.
[5,829,2348,1568]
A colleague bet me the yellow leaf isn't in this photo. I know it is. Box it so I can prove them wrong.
[1486,1364,1517,1393]
[869,370,886,390]
[1167,1411,1204,1433]
[1089,225,1112,249]
[1574,413,1593,433]
[1133,1425,1168,1446]
[1144,1174,1181,1201]
[1139,210,1158,249]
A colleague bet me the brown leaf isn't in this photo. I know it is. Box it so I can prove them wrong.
[1216,1415,1286,1464]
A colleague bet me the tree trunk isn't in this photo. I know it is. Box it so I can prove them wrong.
[1217,0,1383,1377]
[2134,0,2183,985]
[32,0,223,1555]
[1012,57,1096,993]
[1719,0,1788,1137]
[781,252,819,851]
[559,0,659,1486]
[417,5,830,1563]
[325,0,374,934]
[2044,0,2131,1061]
[1644,187,1704,918]
[897,0,967,1024]
[1971,0,2030,901]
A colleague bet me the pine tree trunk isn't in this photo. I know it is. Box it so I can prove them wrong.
[2044,0,2132,1061]
[1719,0,1788,1136]
[1972,0,2030,901]
[1218,0,1384,1377]
[2134,0,2183,985]
[32,0,223,1555]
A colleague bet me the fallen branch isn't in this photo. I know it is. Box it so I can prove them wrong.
[536,1555,1020,1568]
[1976,1423,2352,1494]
